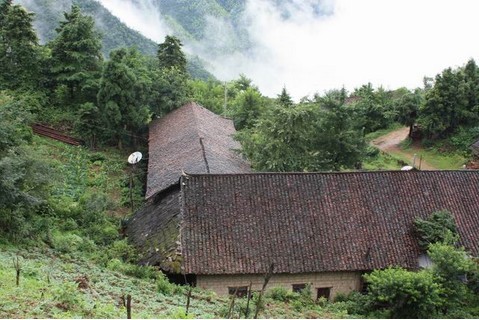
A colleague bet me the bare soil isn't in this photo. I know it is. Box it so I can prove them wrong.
[371,127,438,170]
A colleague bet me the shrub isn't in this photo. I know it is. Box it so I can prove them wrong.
[79,192,110,224]
[52,281,86,311]
[166,307,194,319]
[428,243,477,314]
[449,126,479,153]
[106,258,158,279]
[365,267,443,318]
[334,291,371,316]
[421,138,435,149]
[289,285,315,311]
[365,145,380,157]
[267,287,297,302]
[157,277,173,295]
[127,264,157,280]
[85,223,118,246]
[106,239,138,263]
[49,196,82,221]
[51,232,84,253]
[414,210,459,250]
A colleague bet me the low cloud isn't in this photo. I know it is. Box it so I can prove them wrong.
[96,0,170,43]
[219,0,479,100]
[97,0,479,101]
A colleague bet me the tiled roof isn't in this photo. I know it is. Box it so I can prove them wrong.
[180,171,479,275]
[146,102,251,198]
[127,186,181,270]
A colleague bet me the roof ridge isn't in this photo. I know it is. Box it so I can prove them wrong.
[181,170,477,177]
[189,102,210,173]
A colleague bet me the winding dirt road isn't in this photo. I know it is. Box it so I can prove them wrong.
[371,127,438,170]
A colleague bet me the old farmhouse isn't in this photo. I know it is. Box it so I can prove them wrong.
[127,103,479,300]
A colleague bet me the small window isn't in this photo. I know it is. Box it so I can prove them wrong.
[228,286,248,297]
[292,284,307,293]
[360,272,371,294]
[317,287,331,300]
[359,278,368,294]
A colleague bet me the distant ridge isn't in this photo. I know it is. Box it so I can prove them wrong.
[15,0,215,80]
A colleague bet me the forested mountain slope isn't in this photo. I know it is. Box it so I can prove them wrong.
[17,0,157,55]
[15,0,214,79]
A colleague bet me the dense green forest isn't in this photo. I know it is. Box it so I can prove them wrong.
[2,1,479,318]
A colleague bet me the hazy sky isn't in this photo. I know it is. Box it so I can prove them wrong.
[98,0,479,100]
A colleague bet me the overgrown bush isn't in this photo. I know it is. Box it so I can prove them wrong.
[106,258,157,279]
[267,286,298,302]
[414,210,459,250]
[106,239,138,263]
[334,291,371,316]
[157,272,182,295]
[290,285,315,311]
[428,243,477,314]
[51,232,85,253]
[365,267,443,318]
[165,307,194,319]
[449,126,479,154]
[365,145,380,157]
[52,281,86,311]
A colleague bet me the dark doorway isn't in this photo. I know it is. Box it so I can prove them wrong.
[166,273,197,286]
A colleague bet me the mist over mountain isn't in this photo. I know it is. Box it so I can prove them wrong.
[95,0,337,98]
[14,0,215,80]
[13,0,479,100]
[16,0,158,55]
[14,0,338,97]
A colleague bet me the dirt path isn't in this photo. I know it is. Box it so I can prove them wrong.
[371,127,438,170]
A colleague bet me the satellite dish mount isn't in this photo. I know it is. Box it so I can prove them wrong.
[127,151,142,213]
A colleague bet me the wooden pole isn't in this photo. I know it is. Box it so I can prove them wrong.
[227,287,238,319]
[254,263,275,319]
[185,286,193,315]
[244,281,253,318]
[13,256,21,286]
[129,165,134,213]
[126,294,132,319]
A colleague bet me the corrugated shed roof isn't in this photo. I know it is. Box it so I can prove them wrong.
[180,171,479,275]
[146,102,251,199]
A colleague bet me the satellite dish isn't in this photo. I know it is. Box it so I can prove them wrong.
[128,151,142,164]
[401,165,414,171]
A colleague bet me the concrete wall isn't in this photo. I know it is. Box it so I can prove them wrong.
[196,271,362,300]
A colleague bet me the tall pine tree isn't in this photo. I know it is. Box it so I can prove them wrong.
[0,1,41,90]
[157,35,187,73]
[49,5,102,108]
[277,87,294,108]
[97,48,150,148]
[150,35,191,116]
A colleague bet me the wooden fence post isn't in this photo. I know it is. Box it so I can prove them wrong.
[227,287,239,319]
[13,255,22,286]
[126,294,132,319]
[244,281,253,318]
[254,263,274,319]
[185,286,193,315]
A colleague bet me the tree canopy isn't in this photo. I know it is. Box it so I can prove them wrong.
[237,89,366,172]
[157,35,187,73]
[97,47,150,148]
[49,4,103,107]
[0,1,41,90]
